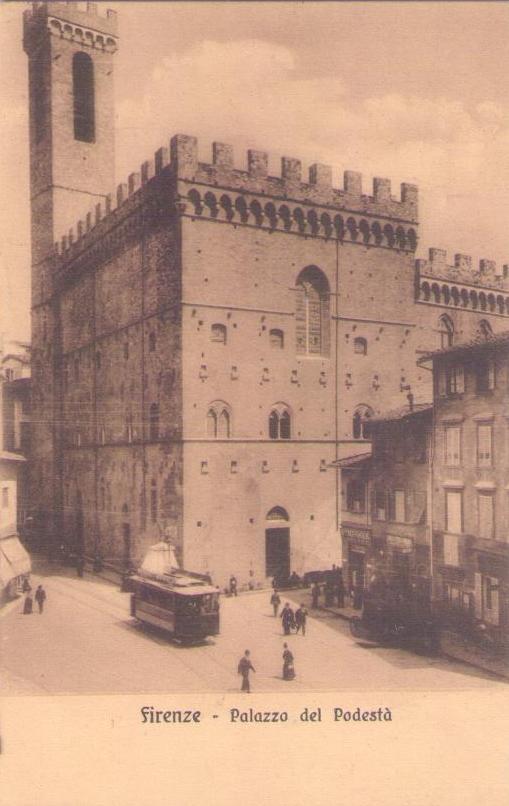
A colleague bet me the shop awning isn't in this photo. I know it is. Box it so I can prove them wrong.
[0,534,31,588]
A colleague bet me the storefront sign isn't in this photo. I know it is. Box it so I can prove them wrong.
[341,527,371,546]
[387,534,413,553]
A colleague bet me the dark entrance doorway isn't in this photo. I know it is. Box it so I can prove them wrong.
[265,528,290,579]
[348,549,365,592]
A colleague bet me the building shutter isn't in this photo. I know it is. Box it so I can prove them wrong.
[488,360,496,390]
[477,424,492,467]
[394,490,405,522]
[438,367,446,397]
[446,490,462,534]
[455,365,465,393]
[445,426,461,466]
[478,492,494,539]
[474,572,483,618]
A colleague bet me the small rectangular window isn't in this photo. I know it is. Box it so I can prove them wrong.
[476,360,495,392]
[446,490,463,534]
[446,364,464,395]
[477,424,493,467]
[445,426,461,466]
[478,492,495,539]
[346,480,366,513]
[374,490,386,521]
[394,490,405,522]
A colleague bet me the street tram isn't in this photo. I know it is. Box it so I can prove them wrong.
[129,542,220,643]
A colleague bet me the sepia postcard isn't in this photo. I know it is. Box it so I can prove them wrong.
[0,1,508,803]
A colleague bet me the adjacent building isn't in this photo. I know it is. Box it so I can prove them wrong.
[0,341,31,597]
[23,2,509,587]
[421,332,509,645]
[338,403,432,599]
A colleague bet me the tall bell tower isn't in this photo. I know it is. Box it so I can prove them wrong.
[23,1,118,271]
[23,2,118,548]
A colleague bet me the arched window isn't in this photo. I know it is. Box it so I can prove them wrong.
[266,506,289,521]
[73,52,95,143]
[354,337,367,355]
[478,319,493,340]
[268,405,291,440]
[353,405,374,440]
[295,266,330,356]
[269,329,284,349]
[438,315,454,349]
[207,402,232,438]
[217,409,231,438]
[211,324,227,344]
[149,403,159,441]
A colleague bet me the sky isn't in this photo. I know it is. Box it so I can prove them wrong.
[1,1,509,343]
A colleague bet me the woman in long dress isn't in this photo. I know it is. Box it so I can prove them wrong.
[282,642,295,680]
[22,593,33,614]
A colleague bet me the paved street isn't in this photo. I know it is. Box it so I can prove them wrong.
[1,566,504,695]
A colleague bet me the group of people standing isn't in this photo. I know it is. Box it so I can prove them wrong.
[22,583,47,615]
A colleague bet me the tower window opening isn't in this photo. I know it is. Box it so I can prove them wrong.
[73,52,95,143]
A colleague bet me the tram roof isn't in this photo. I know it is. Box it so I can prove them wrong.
[130,574,219,596]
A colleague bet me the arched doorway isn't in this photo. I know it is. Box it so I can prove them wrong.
[265,507,290,580]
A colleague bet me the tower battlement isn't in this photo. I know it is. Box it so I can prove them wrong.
[24,1,117,53]
[54,133,420,265]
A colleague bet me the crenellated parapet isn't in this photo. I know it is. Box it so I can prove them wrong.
[23,2,118,54]
[52,133,420,278]
[416,248,509,316]
[173,135,418,226]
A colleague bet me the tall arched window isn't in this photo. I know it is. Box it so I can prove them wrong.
[73,52,95,143]
[149,403,159,441]
[207,402,232,438]
[268,405,291,440]
[438,314,454,349]
[353,404,374,440]
[477,319,493,340]
[295,266,330,356]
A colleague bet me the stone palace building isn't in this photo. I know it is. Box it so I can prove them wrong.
[23,2,509,586]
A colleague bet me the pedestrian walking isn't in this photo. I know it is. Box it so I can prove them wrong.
[22,593,33,614]
[270,590,281,617]
[281,602,294,635]
[237,650,255,693]
[294,604,307,636]
[229,575,238,597]
[34,584,46,614]
[282,643,295,680]
[76,556,85,578]
[22,577,31,593]
[311,582,320,609]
